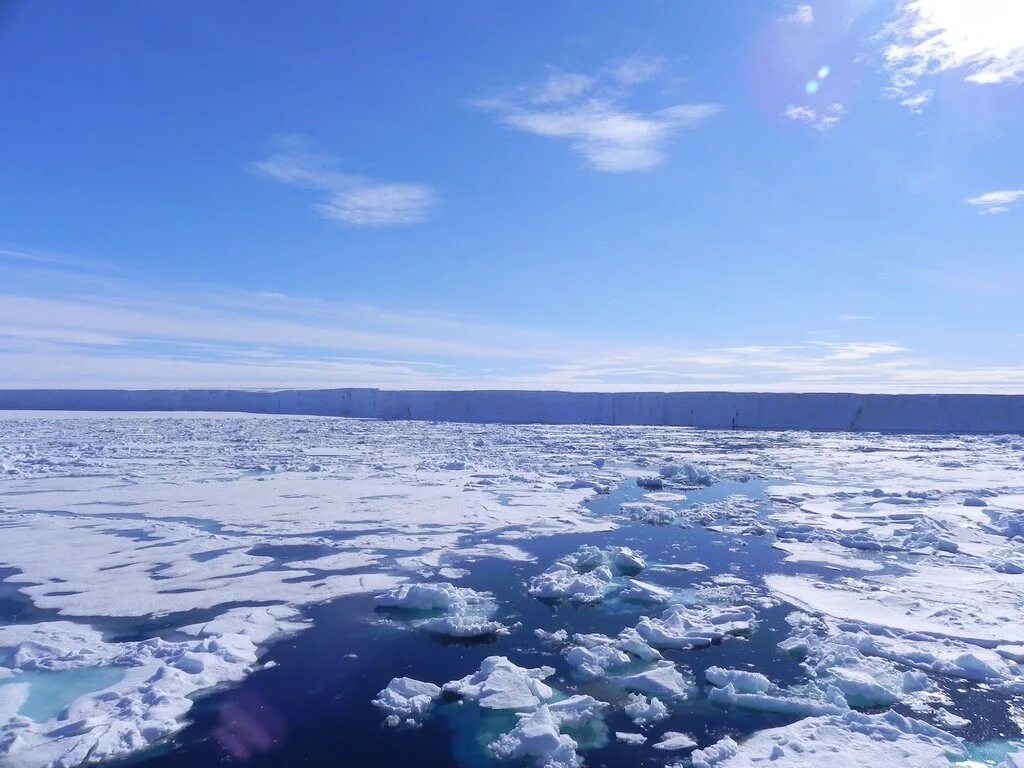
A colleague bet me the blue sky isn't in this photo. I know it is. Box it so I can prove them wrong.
[1,0,1022,391]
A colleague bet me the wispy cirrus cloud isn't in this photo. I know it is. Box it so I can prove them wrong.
[471,55,721,172]
[965,189,1024,215]
[782,102,844,131]
[0,256,1020,393]
[881,0,1024,110]
[252,137,438,227]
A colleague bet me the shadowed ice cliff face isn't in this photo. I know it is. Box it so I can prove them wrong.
[0,389,1022,432]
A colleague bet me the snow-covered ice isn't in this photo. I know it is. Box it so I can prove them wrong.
[1,411,1023,767]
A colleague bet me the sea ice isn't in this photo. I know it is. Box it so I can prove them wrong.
[375,582,507,637]
[690,710,965,767]
[634,604,756,650]
[372,677,442,726]
[621,693,669,725]
[443,656,556,710]
[653,731,697,751]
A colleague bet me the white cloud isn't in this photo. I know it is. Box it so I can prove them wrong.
[253,138,438,226]
[882,0,1024,109]
[1,257,1020,393]
[782,102,844,131]
[473,56,720,172]
[783,4,814,25]
[839,314,872,322]
[965,189,1024,215]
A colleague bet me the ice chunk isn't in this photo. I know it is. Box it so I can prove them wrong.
[653,731,697,751]
[622,693,669,725]
[489,695,606,768]
[615,731,646,744]
[691,710,964,767]
[375,582,488,611]
[704,666,771,694]
[372,677,441,726]
[565,640,630,679]
[0,682,30,721]
[635,604,755,650]
[528,546,646,604]
[618,579,672,604]
[617,662,693,700]
[443,656,555,710]
[375,582,506,638]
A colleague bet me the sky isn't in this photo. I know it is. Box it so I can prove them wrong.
[1,0,1023,392]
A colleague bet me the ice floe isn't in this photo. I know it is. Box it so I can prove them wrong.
[634,603,756,650]
[690,710,965,767]
[372,677,441,727]
[528,546,646,604]
[375,582,507,637]
[442,656,556,710]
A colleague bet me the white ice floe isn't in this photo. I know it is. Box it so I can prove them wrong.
[443,656,556,710]
[375,582,507,637]
[372,677,442,727]
[528,546,646,604]
[690,710,965,767]
[0,616,280,768]
[562,629,661,679]
[2,413,1023,766]
[653,731,697,751]
[617,661,694,700]
[489,694,607,768]
[618,579,673,604]
[766,565,1024,646]
[615,731,646,744]
[622,693,670,725]
[634,604,756,650]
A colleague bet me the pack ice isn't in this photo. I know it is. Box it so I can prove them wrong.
[0,412,1022,767]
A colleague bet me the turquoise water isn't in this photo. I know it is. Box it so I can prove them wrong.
[0,666,124,721]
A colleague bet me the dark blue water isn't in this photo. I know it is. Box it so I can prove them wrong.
[96,479,1023,766]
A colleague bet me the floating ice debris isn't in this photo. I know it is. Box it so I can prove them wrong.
[488,695,607,768]
[618,578,672,604]
[653,731,697,751]
[565,639,631,679]
[622,693,669,724]
[563,628,663,679]
[636,476,664,490]
[659,463,716,486]
[375,582,507,638]
[704,667,771,694]
[706,674,848,717]
[489,706,578,766]
[933,708,970,729]
[443,656,556,710]
[653,562,709,573]
[372,677,441,727]
[784,625,1021,687]
[375,582,486,611]
[534,629,569,645]
[690,710,965,767]
[634,604,756,650]
[615,731,646,744]
[617,661,694,700]
[528,546,646,604]
[620,502,675,525]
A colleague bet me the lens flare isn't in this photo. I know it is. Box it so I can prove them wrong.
[805,80,820,94]
[817,65,831,80]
